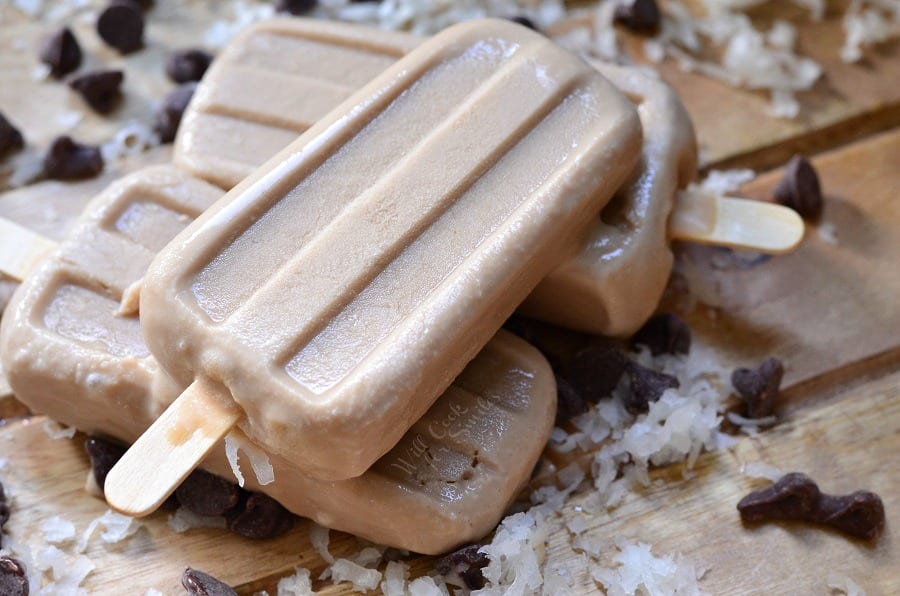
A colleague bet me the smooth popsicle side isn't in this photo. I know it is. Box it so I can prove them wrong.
[118,17,642,518]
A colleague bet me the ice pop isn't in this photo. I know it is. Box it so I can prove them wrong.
[110,18,642,513]
[0,166,557,553]
[175,18,802,338]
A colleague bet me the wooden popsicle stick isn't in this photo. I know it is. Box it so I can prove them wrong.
[0,217,58,281]
[669,189,805,254]
[104,379,240,517]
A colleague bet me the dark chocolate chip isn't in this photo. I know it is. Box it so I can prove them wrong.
[614,0,661,33]
[68,70,124,114]
[44,136,103,180]
[275,0,318,15]
[0,113,25,160]
[623,361,679,415]
[176,469,241,517]
[97,1,145,54]
[40,27,82,79]
[182,567,237,596]
[435,544,489,590]
[554,374,588,426]
[0,479,9,533]
[731,357,784,419]
[508,16,538,31]
[631,313,691,356]
[166,49,213,83]
[567,343,627,404]
[153,82,196,144]
[0,556,28,596]
[227,493,295,539]
[738,473,885,541]
[773,155,823,220]
[85,436,127,491]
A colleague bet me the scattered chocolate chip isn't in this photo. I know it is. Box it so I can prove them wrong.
[227,493,295,539]
[623,361,679,414]
[40,27,82,79]
[567,343,627,404]
[182,567,237,596]
[738,473,885,541]
[435,544,489,590]
[0,480,9,543]
[84,436,126,490]
[508,16,538,30]
[68,70,124,114]
[97,1,145,54]
[0,113,25,160]
[0,556,28,596]
[631,313,691,356]
[555,374,589,426]
[44,136,103,180]
[613,0,661,33]
[773,155,823,220]
[731,357,784,419]
[275,0,318,15]
[176,469,241,517]
[166,49,213,83]
[154,82,196,144]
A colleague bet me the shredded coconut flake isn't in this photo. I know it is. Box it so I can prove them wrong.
[77,509,141,552]
[43,419,77,440]
[698,169,756,194]
[167,507,228,533]
[381,561,411,596]
[329,559,382,593]
[309,523,334,564]
[740,461,783,481]
[100,121,160,162]
[39,516,76,544]
[592,538,708,596]
[223,431,274,486]
[277,566,314,596]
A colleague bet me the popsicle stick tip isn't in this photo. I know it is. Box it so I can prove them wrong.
[0,218,58,282]
[669,190,805,254]
[104,380,239,517]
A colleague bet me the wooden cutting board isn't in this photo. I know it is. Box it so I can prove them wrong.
[0,2,898,594]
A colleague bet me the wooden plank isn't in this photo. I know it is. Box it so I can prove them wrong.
[550,0,900,171]
[544,368,900,595]
[665,127,900,390]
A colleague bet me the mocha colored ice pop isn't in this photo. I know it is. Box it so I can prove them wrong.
[0,165,557,553]
[119,18,641,507]
[176,18,798,339]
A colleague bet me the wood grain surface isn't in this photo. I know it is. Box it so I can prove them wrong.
[0,1,898,594]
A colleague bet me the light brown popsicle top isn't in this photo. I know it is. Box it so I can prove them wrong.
[143,19,642,479]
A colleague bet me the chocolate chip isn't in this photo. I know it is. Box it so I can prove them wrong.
[614,0,661,33]
[68,70,124,114]
[84,436,126,490]
[555,374,589,426]
[738,473,885,541]
[773,155,823,220]
[508,16,538,31]
[39,27,82,79]
[0,556,28,596]
[0,113,25,160]
[176,469,241,517]
[182,568,237,596]
[567,343,627,404]
[166,49,213,83]
[153,82,196,144]
[0,480,9,541]
[44,136,103,181]
[97,1,145,54]
[435,544,489,590]
[631,313,691,356]
[275,0,318,15]
[227,493,295,539]
[731,357,784,419]
[623,361,679,414]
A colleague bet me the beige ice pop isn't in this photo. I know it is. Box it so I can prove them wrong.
[176,18,803,338]
[109,18,642,513]
[0,165,556,553]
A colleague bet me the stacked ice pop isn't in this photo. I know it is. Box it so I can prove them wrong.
[0,18,803,554]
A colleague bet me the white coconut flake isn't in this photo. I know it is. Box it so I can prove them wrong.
[36,545,96,595]
[277,566,314,596]
[740,461,784,481]
[40,516,76,544]
[167,507,228,533]
[381,560,410,596]
[818,221,839,245]
[726,411,778,429]
[408,575,451,596]
[43,419,77,440]
[329,558,382,592]
[77,509,141,552]
[223,431,274,486]
[224,432,245,487]
[475,510,549,594]
[828,573,867,596]
[699,169,756,194]
[100,121,160,162]
[592,538,708,596]
[309,523,334,564]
